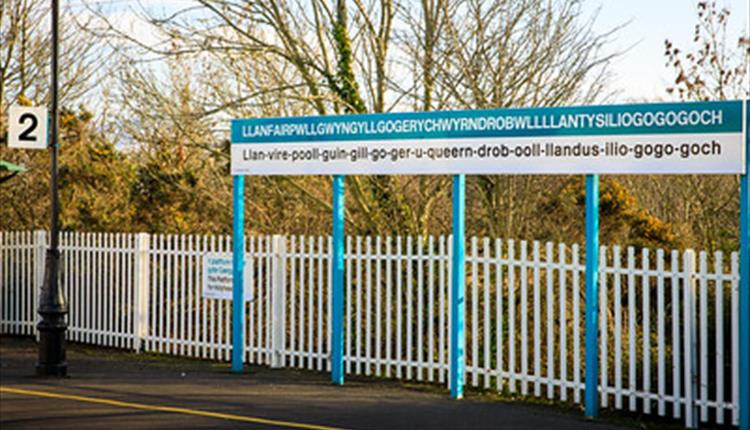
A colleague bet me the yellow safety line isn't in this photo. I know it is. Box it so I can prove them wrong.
[0,386,347,430]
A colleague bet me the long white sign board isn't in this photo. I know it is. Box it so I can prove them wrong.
[231,100,747,175]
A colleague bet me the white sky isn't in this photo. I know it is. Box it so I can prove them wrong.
[591,0,749,102]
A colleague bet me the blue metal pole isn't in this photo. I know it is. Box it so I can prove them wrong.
[584,174,600,418]
[231,175,245,373]
[739,99,750,430]
[450,174,466,400]
[331,175,346,385]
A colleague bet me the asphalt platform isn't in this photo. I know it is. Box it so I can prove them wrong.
[0,336,631,430]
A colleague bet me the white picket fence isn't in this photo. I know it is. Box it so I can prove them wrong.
[0,230,740,427]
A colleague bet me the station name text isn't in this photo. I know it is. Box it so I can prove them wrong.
[239,109,724,140]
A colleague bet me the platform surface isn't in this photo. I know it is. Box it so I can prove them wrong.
[0,337,630,430]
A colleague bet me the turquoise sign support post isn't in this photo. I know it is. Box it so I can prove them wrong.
[331,175,346,385]
[739,100,749,430]
[231,175,245,373]
[450,174,466,400]
[584,174,600,418]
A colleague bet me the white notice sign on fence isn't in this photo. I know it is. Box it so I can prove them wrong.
[202,253,252,301]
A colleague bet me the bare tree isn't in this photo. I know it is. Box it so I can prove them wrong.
[0,0,104,115]
[625,0,750,253]
[665,0,749,101]
[425,0,618,239]
[81,0,618,237]
[0,0,114,230]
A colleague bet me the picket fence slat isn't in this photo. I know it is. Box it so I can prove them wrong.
[731,252,739,426]
[438,236,446,384]
[671,250,682,420]
[559,243,567,402]
[532,241,540,397]
[471,237,478,387]
[600,245,609,409]
[715,252,725,425]
[699,251,708,422]
[628,247,636,413]
[642,249,651,415]
[508,239,516,393]
[572,243,581,404]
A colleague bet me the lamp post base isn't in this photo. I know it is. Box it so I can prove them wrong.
[36,312,67,377]
[35,363,67,377]
[36,248,68,377]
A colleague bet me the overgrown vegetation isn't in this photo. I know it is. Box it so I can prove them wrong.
[0,0,748,254]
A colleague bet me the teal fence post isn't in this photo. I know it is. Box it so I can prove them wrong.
[584,174,600,417]
[231,175,245,373]
[739,99,749,430]
[331,175,345,385]
[450,174,466,399]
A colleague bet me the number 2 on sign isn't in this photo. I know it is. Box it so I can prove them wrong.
[19,113,38,142]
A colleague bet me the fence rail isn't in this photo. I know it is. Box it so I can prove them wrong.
[0,230,740,427]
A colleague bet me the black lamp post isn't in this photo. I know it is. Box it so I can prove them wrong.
[36,0,67,377]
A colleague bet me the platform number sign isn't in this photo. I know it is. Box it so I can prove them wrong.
[7,105,48,149]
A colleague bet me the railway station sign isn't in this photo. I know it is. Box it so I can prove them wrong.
[231,100,744,176]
